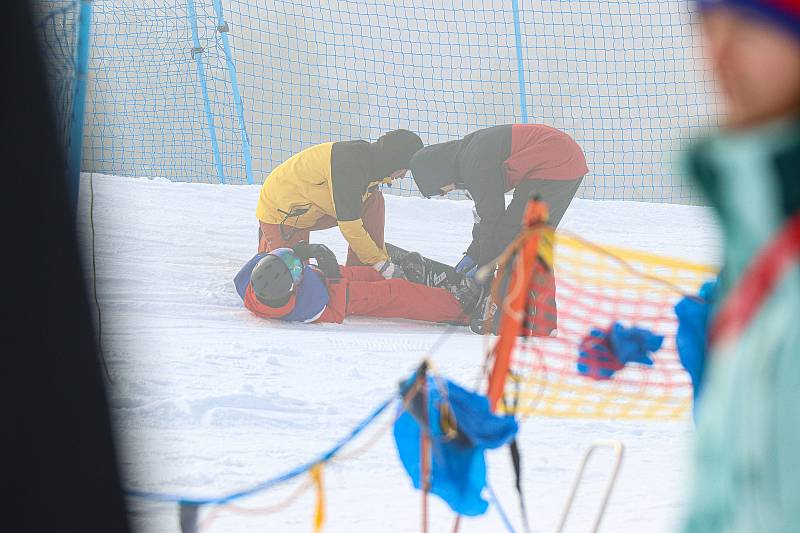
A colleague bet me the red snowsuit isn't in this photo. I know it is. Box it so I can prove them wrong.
[244,264,468,325]
[322,266,467,324]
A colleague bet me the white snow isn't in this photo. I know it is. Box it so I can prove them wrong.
[77,173,721,533]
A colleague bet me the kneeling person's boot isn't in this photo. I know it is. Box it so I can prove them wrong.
[469,291,497,335]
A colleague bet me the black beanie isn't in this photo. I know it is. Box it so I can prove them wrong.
[370,129,424,179]
[409,140,462,198]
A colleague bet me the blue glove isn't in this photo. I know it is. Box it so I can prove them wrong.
[675,280,717,408]
[455,255,476,275]
[577,323,664,381]
[608,322,663,366]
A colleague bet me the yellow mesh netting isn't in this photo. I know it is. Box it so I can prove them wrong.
[502,233,716,422]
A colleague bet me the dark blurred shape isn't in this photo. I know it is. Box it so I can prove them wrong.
[0,1,130,531]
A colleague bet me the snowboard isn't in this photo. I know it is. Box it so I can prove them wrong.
[385,242,464,289]
[386,243,488,323]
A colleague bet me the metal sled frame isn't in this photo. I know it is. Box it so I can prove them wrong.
[555,439,625,533]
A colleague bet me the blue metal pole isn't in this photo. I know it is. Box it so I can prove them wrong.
[187,0,226,184]
[212,0,254,185]
[511,0,529,124]
[67,0,92,215]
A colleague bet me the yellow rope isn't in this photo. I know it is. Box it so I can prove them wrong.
[310,464,325,533]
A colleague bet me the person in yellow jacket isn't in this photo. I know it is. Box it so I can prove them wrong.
[256,129,423,278]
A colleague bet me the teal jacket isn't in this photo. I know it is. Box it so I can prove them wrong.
[682,120,800,533]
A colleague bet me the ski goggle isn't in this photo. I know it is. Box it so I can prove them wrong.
[270,247,304,289]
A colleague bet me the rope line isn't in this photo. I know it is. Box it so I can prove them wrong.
[487,481,519,533]
[197,478,313,531]
[126,397,395,506]
[89,171,112,383]
[557,230,709,299]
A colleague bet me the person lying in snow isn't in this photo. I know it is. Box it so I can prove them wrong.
[233,243,482,325]
[255,129,423,280]
[409,124,588,275]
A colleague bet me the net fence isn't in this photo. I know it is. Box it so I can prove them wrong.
[77,0,717,203]
[499,233,716,421]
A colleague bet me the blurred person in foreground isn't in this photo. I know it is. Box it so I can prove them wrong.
[681,1,800,532]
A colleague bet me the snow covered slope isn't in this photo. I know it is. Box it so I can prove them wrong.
[76,174,721,533]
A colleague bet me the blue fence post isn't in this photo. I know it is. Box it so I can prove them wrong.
[187,0,226,184]
[212,0,254,185]
[67,0,92,215]
[511,0,529,124]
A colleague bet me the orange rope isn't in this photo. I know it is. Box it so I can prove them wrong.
[197,479,313,530]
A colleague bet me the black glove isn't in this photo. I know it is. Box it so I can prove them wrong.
[292,242,341,279]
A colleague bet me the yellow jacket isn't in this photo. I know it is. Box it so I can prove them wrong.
[256,142,390,265]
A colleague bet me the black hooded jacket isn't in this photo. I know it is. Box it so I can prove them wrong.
[330,129,424,222]
[410,125,514,266]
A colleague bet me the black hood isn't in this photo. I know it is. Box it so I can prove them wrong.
[409,140,462,197]
[369,129,424,180]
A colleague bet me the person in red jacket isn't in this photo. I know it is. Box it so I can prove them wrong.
[409,124,588,274]
[234,243,480,325]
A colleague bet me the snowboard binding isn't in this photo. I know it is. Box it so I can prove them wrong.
[386,242,487,321]
[395,250,428,285]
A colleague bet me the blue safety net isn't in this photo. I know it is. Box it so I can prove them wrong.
[76,1,717,202]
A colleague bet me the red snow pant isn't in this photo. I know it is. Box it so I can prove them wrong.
[258,190,385,267]
[319,266,469,325]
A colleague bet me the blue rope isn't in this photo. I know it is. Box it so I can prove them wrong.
[66,0,92,216]
[127,396,396,506]
[211,0,254,185]
[186,0,226,184]
[487,481,518,533]
[510,0,528,124]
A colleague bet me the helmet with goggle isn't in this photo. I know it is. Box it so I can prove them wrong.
[250,248,304,307]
